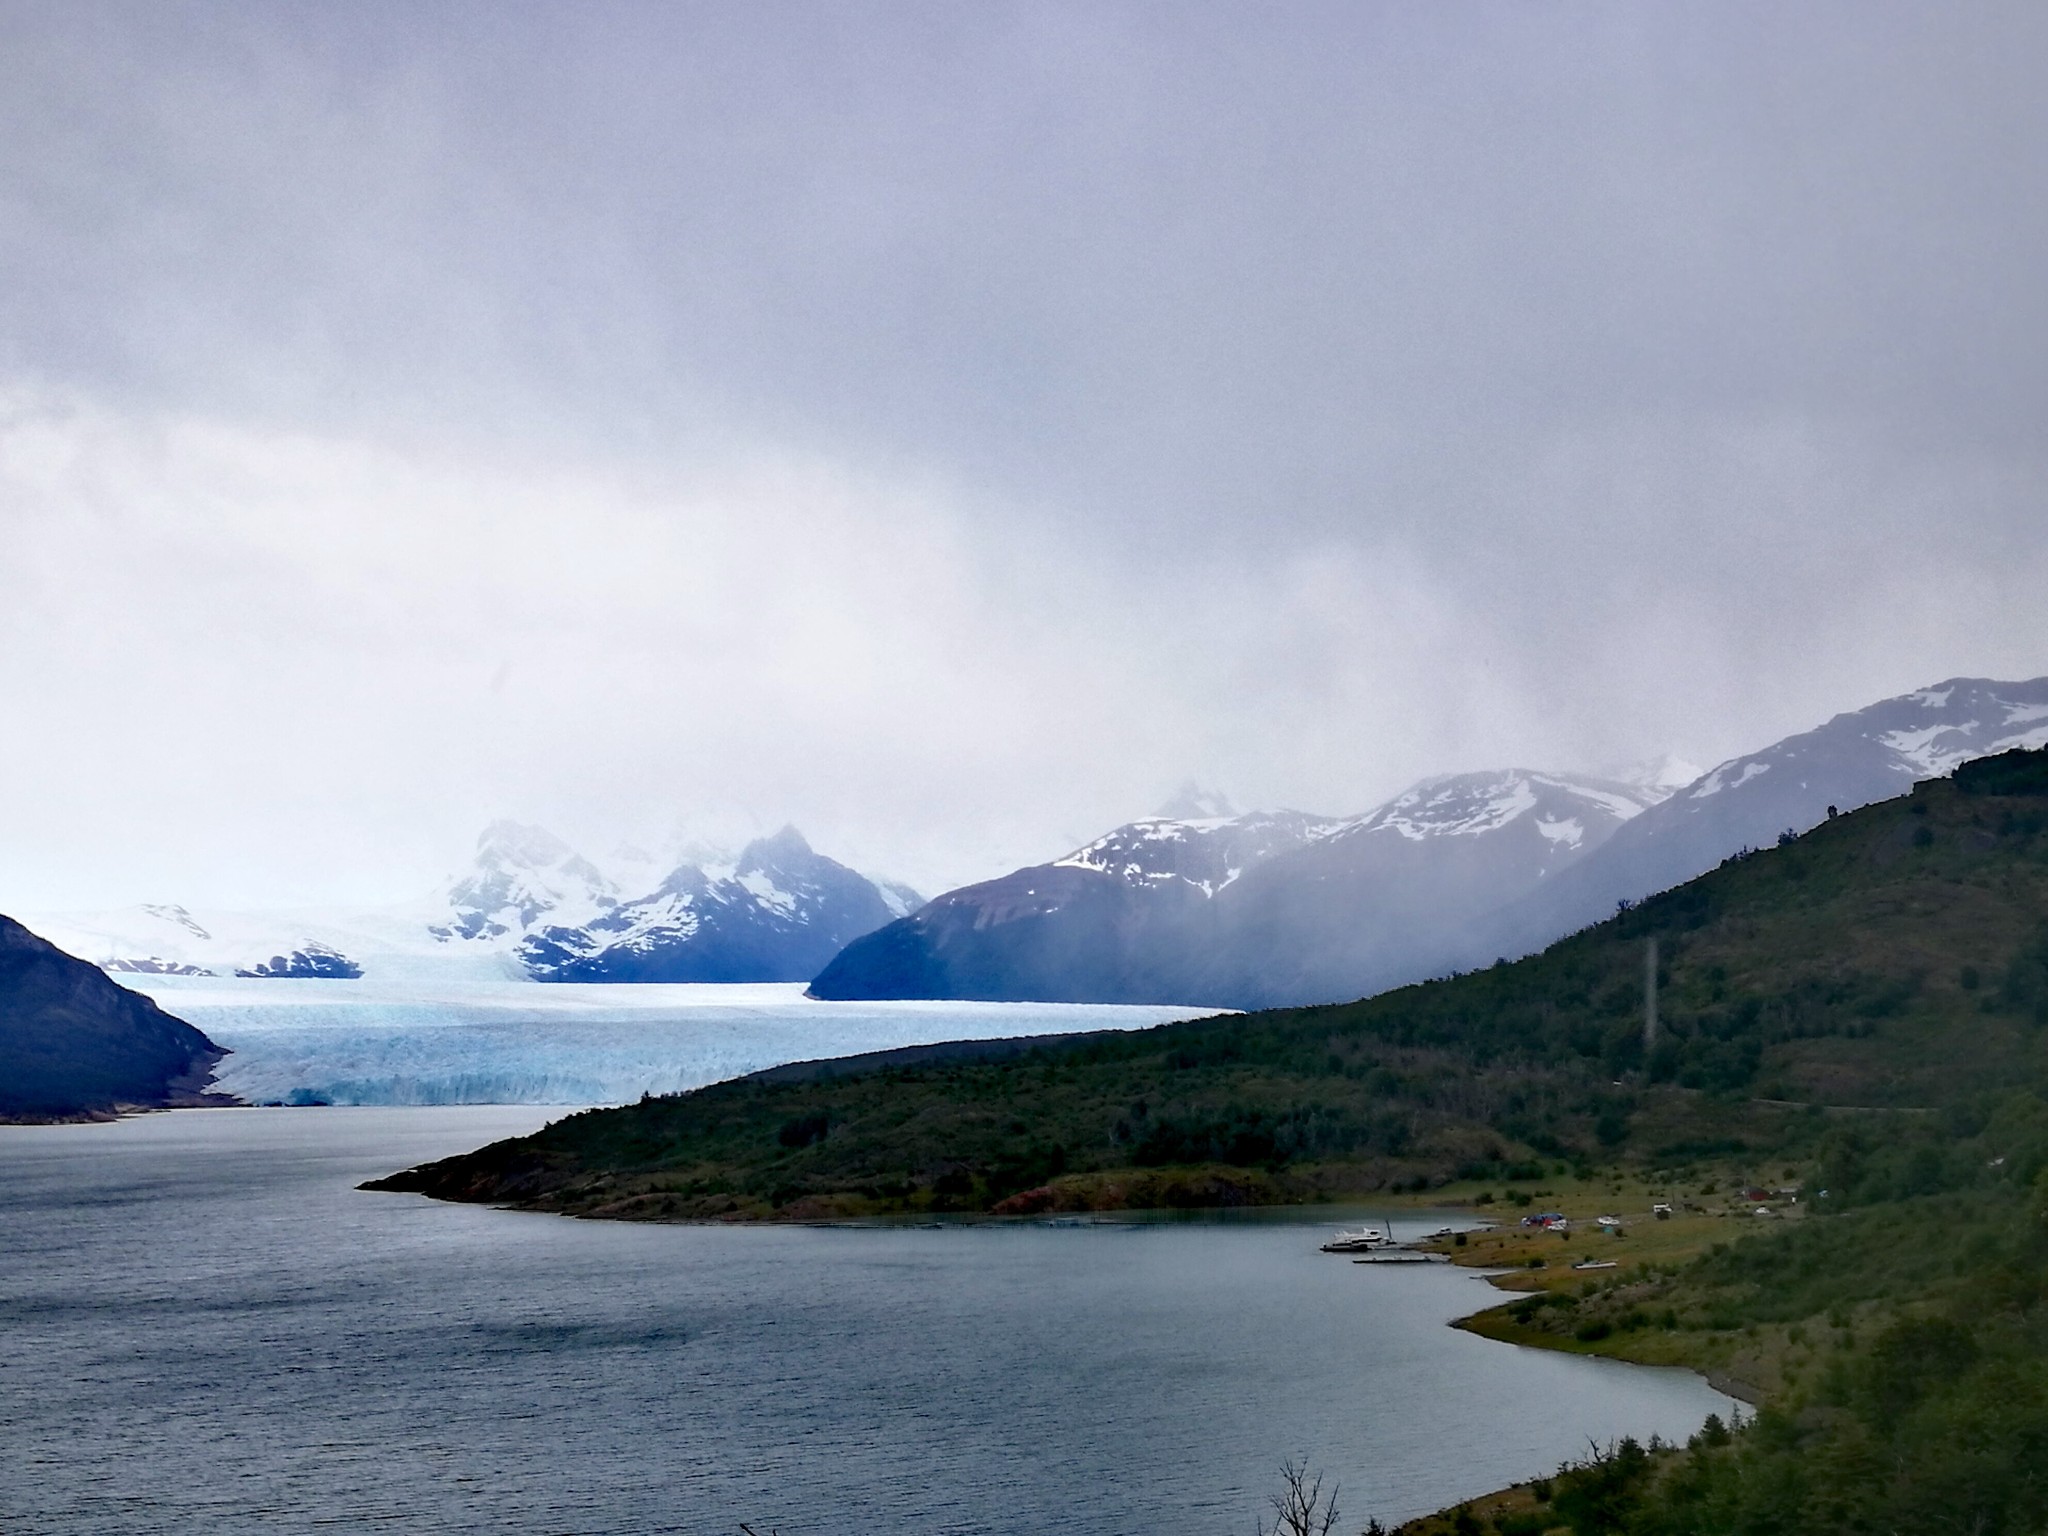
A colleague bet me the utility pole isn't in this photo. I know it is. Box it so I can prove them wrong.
[1644,937,1659,1055]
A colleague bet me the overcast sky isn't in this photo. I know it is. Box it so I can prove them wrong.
[4,1,2047,908]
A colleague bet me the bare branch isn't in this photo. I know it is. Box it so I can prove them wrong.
[1257,1459,1342,1536]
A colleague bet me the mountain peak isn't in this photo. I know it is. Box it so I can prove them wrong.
[743,825,814,864]
[474,821,581,870]
[1154,782,1238,821]
[434,822,618,944]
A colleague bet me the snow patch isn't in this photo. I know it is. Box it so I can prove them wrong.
[1569,784,1656,823]
[1049,811,1336,896]
[737,871,798,914]
[1690,760,1771,799]
[1370,776,1542,840]
[1880,725,1968,776]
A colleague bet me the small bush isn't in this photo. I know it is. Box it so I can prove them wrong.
[776,1112,830,1149]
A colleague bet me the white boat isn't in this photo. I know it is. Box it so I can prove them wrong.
[1319,1225,1393,1253]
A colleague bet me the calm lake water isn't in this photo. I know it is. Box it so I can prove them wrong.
[0,1109,1733,1535]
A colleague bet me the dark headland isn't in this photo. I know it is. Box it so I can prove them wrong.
[0,913,230,1122]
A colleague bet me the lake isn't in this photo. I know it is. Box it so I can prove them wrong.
[0,1108,1734,1535]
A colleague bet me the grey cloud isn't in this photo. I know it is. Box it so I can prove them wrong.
[1,2,2045,906]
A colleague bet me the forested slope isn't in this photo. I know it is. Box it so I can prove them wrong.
[370,748,2048,1220]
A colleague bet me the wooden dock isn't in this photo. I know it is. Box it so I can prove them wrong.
[1351,1250,1451,1265]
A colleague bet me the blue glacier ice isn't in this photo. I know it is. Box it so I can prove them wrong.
[116,975,1220,1107]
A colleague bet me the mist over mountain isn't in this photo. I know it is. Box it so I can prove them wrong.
[432,821,621,943]
[809,810,1340,1005]
[22,678,2048,1008]
[809,773,1654,1007]
[812,676,2048,1009]
[1197,769,1664,1008]
[22,822,917,987]
[1466,675,2048,968]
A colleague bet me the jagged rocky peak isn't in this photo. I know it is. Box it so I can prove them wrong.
[725,825,887,917]
[474,819,584,867]
[520,822,906,983]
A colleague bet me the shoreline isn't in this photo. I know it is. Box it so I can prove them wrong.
[1384,1186,1773,1532]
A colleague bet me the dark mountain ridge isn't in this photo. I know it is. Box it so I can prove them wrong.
[1199,770,1658,1008]
[807,809,1339,1005]
[0,914,228,1120]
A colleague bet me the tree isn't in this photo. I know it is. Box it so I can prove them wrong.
[1258,1460,1342,1536]
[1550,1437,1651,1535]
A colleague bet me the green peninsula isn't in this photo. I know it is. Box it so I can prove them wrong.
[372,747,2048,1535]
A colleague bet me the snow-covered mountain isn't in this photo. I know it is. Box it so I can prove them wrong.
[812,676,2048,1010]
[24,821,918,986]
[24,902,393,981]
[429,821,621,943]
[1050,808,1347,897]
[519,826,908,983]
[1193,769,1666,1007]
[1324,769,1654,859]
[31,674,2046,1011]
[811,771,1664,1008]
[1468,675,2048,963]
[808,808,1340,1005]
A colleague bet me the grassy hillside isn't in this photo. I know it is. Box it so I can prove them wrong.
[370,747,2048,1220]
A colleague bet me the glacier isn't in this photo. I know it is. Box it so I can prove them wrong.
[115,974,1219,1107]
